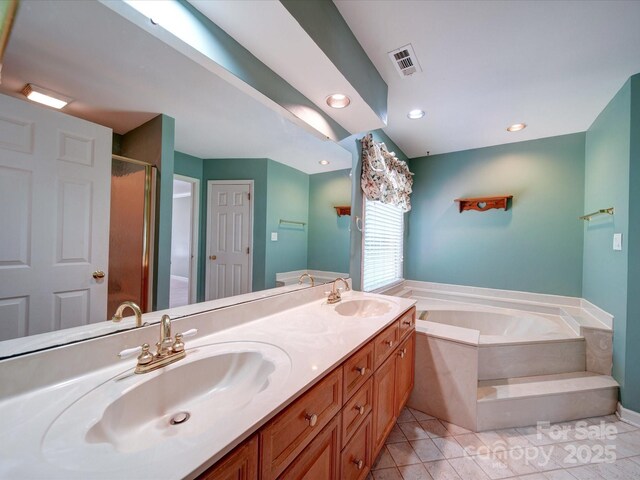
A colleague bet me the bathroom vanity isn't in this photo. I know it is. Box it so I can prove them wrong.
[0,285,415,479]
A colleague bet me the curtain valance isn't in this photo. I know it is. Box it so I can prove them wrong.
[361,134,414,212]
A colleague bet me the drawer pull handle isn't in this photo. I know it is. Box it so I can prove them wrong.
[355,366,367,376]
[385,340,394,348]
[355,404,365,415]
[353,459,364,470]
[398,347,408,358]
[305,413,318,427]
[403,320,412,326]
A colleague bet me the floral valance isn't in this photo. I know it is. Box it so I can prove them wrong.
[361,134,414,212]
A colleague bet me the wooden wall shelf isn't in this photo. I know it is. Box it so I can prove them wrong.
[334,206,351,216]
[454,195,513,213]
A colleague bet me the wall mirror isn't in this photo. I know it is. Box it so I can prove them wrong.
[0,0,353,357]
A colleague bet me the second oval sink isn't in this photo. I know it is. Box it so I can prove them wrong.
[335,299,394,318]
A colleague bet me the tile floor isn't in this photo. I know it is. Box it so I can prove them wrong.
[368,407,640,480]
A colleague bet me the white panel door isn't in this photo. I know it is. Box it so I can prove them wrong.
[206,182,252,300]
[0,94,111,340]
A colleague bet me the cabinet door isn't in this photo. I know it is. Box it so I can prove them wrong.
[395,332,416,417]
[199,435,258,480]
[280,415,341,480]
[372,352,397,457]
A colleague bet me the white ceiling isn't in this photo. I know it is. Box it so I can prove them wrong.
[334,0,640,158]
[0,0,351,174]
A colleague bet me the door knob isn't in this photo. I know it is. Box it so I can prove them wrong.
[92,270,105,279]
[209,255,217,260]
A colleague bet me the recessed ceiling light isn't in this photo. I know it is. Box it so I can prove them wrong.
[507,123,527,132]
[326,93,350,109]
[319,160,330,165]
[407,109,425,119]
[21,84,72,109]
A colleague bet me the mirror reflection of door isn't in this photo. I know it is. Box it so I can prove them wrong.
[170,176,200,308]
[206,181,253,301]
[0,94,111,340]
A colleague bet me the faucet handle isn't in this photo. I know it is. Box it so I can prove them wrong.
[172,328,198,353]
[118,345,142,359]
[180,328,198,338]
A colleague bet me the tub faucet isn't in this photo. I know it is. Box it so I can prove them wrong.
[112,301,143,327]
[327,277,350,304]
[298,272,315,287]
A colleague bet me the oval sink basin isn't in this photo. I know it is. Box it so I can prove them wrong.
[334,299,394,318]
[42,342,291,472]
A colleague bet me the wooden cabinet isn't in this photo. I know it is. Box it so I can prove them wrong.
[340,414,372,480]
[199,435,258,480]
[343,342,374,402]
[201,306,416,480]
[280,415,341,480]
[372,351,397,457]
[260,367,343,480]
[373,322,399,369]
[395,332,416,417]
[342,378,373,445]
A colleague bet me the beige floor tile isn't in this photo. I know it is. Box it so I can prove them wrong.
[630,455,640,465]
[387,424,409,444]
[497,428,534,449]
[455,433,490,456]
[542,470,577,479]
[448,456,491,480]
[410,439,446,462]
[524,446,564,472]
[493,447,538,476]
[409,408,435,422]
[432,436,466,459]
[373,467,404,480]
[516,474,548,480]
[387,441,422,466]
[441,421,471,436]
[423,460,463,480]
[476,430,510,452]
[398,463,434,480]
[472,453,516,479]
[400,421,431,441]
[516,425,558,446]
[591,458,640,479]
[398,408,418,423]
[565,464,605,479]
[374,446,396,470]
[420,419,452,438]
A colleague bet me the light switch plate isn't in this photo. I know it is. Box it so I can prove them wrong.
[613,233,622,251]
[271,232,278,241]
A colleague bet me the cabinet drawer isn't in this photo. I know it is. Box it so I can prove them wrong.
[342,377,373,445]
[260,367,343,480]
[373,321,399,369]
[343,341,374,402]
[398,307,416,340]
[199,434,258,480]
[280,414,341,480]
[340,414,373,480]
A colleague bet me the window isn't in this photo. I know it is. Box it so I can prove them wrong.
[362,198,404,292]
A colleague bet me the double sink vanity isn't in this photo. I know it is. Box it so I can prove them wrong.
[0,283,416,479]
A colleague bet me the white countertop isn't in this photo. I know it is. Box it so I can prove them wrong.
[0,289,415,479]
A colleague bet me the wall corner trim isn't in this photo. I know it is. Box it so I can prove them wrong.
[617,402,640,427]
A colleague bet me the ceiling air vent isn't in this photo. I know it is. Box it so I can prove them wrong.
[388,44,422,78]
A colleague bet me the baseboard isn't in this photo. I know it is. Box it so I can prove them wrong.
[617,402,640,427]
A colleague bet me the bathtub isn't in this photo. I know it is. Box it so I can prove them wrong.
[416,305,579,344]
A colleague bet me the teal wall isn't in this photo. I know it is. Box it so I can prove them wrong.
[583,73,640,412]
[265,161,310,289]
[626,74,640,411]
[202,158,269,293]
[340,130,409,290]
[406,133,585,296]
[308,169,351,273]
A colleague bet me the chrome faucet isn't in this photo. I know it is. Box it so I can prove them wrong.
[327,277,350,304]
[112,301,144,327]
[298,272,315,287]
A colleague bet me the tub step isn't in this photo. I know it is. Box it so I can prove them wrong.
[478,338,586,380]
[476,371,618,431]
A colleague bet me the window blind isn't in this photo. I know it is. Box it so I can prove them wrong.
[362,198,404,292]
